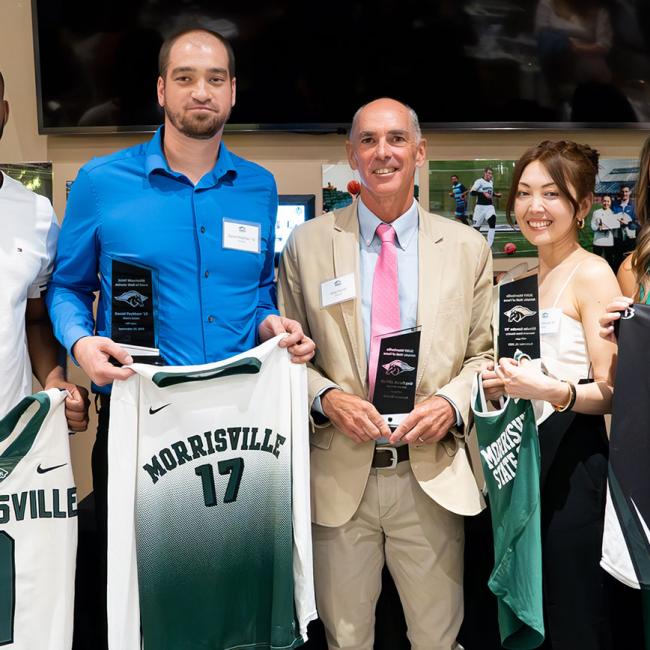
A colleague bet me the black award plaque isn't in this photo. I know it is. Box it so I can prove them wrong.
[498,273,540,359]
[111,259,157,349]
[372,328,421,429]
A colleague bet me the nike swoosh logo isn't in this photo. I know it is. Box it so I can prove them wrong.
[149,403,171,415]
[37,463,67,474]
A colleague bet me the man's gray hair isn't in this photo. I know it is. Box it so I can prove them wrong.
[349,99,422,142]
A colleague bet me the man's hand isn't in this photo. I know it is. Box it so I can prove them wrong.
[389,396,455,445]
[72,336,134,386]
[258,315,315,364]
[44,377,91,432]
[321,389,390,444]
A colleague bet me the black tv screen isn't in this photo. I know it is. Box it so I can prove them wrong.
[32,0,650,132]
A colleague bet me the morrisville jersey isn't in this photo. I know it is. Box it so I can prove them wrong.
[0,389,77,650]
[107,336,316,650]
[471,375,544,650]
[470,177,495,205]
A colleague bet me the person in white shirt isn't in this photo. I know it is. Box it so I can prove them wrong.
[469,167,502,248]
[0,70,89,424]
[591,195,620,270]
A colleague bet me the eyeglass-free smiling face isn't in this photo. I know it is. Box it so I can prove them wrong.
[514,160,591,248]
[346,98,425,218]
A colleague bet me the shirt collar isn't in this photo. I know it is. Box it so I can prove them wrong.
[144,126,237,186]
[358,198,419,250]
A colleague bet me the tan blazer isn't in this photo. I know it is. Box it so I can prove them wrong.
[278,200,493,527]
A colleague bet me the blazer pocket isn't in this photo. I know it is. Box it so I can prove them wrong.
[311,427,334,450]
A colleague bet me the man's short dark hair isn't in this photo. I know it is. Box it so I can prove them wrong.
[484,166,493,174]
[158,28,235,80]
[621,184,631,191]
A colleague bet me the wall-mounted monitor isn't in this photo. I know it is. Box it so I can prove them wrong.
[275,195,316,265]
[32,0,650,133]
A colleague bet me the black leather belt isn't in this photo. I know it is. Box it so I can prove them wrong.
[372,445,409,469]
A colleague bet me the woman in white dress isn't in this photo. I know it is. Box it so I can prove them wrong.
[481,140,621,649]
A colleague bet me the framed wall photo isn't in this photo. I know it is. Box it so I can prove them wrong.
[429,159,530,259]
[0,162,53,201]
[428,159,620,259]
[322,164,420,214]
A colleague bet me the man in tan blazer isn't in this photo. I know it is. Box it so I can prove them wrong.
[278,98,493,650]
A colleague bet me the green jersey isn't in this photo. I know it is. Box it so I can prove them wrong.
[471,374,544,649]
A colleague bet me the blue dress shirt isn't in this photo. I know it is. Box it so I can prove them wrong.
[46,127,278,392]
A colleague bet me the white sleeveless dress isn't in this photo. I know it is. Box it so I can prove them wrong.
[536,262,591,423]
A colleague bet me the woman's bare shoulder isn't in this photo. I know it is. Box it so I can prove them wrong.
[616,254,638,299]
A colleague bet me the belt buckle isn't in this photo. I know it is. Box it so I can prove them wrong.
[378,446,398,470]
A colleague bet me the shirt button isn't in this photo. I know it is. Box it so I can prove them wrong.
[208,315,215,323]
[200,226,206,234]
[204,270,209,278]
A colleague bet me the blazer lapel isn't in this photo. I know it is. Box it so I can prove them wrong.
[332,201,367,391]
[416,206,445,391]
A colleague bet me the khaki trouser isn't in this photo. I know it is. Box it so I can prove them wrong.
[312,460,464,650]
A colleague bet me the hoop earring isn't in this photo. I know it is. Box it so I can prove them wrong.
[576,218,585,230]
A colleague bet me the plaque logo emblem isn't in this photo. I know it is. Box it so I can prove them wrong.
[504,305,537,323]
[115,290,149,308]
[621,307,635,320]
[382,359,416,376]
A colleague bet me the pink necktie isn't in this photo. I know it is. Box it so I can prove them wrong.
[368,223,401,400]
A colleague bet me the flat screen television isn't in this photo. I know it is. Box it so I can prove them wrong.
[32,0,650,132]
[274,194,315,265]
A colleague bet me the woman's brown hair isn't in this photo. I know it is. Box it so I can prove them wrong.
[506,140,599,226]
[630,136,650,284]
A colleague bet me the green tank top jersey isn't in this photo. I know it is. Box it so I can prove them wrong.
[471,375,545,650]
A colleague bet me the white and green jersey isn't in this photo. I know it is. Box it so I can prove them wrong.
[107,336,316,650]
[0,389,77,650]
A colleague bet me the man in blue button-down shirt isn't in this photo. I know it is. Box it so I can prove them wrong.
[47,29,313,385]
[46,28,314,646]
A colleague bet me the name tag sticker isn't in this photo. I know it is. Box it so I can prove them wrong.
[321,273,356,307]
[222,219,261,253]
[539,308,561,335]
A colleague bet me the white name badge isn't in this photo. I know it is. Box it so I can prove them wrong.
[321,273,356,307]
[222,219,261,253]
[539,308,562,335]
